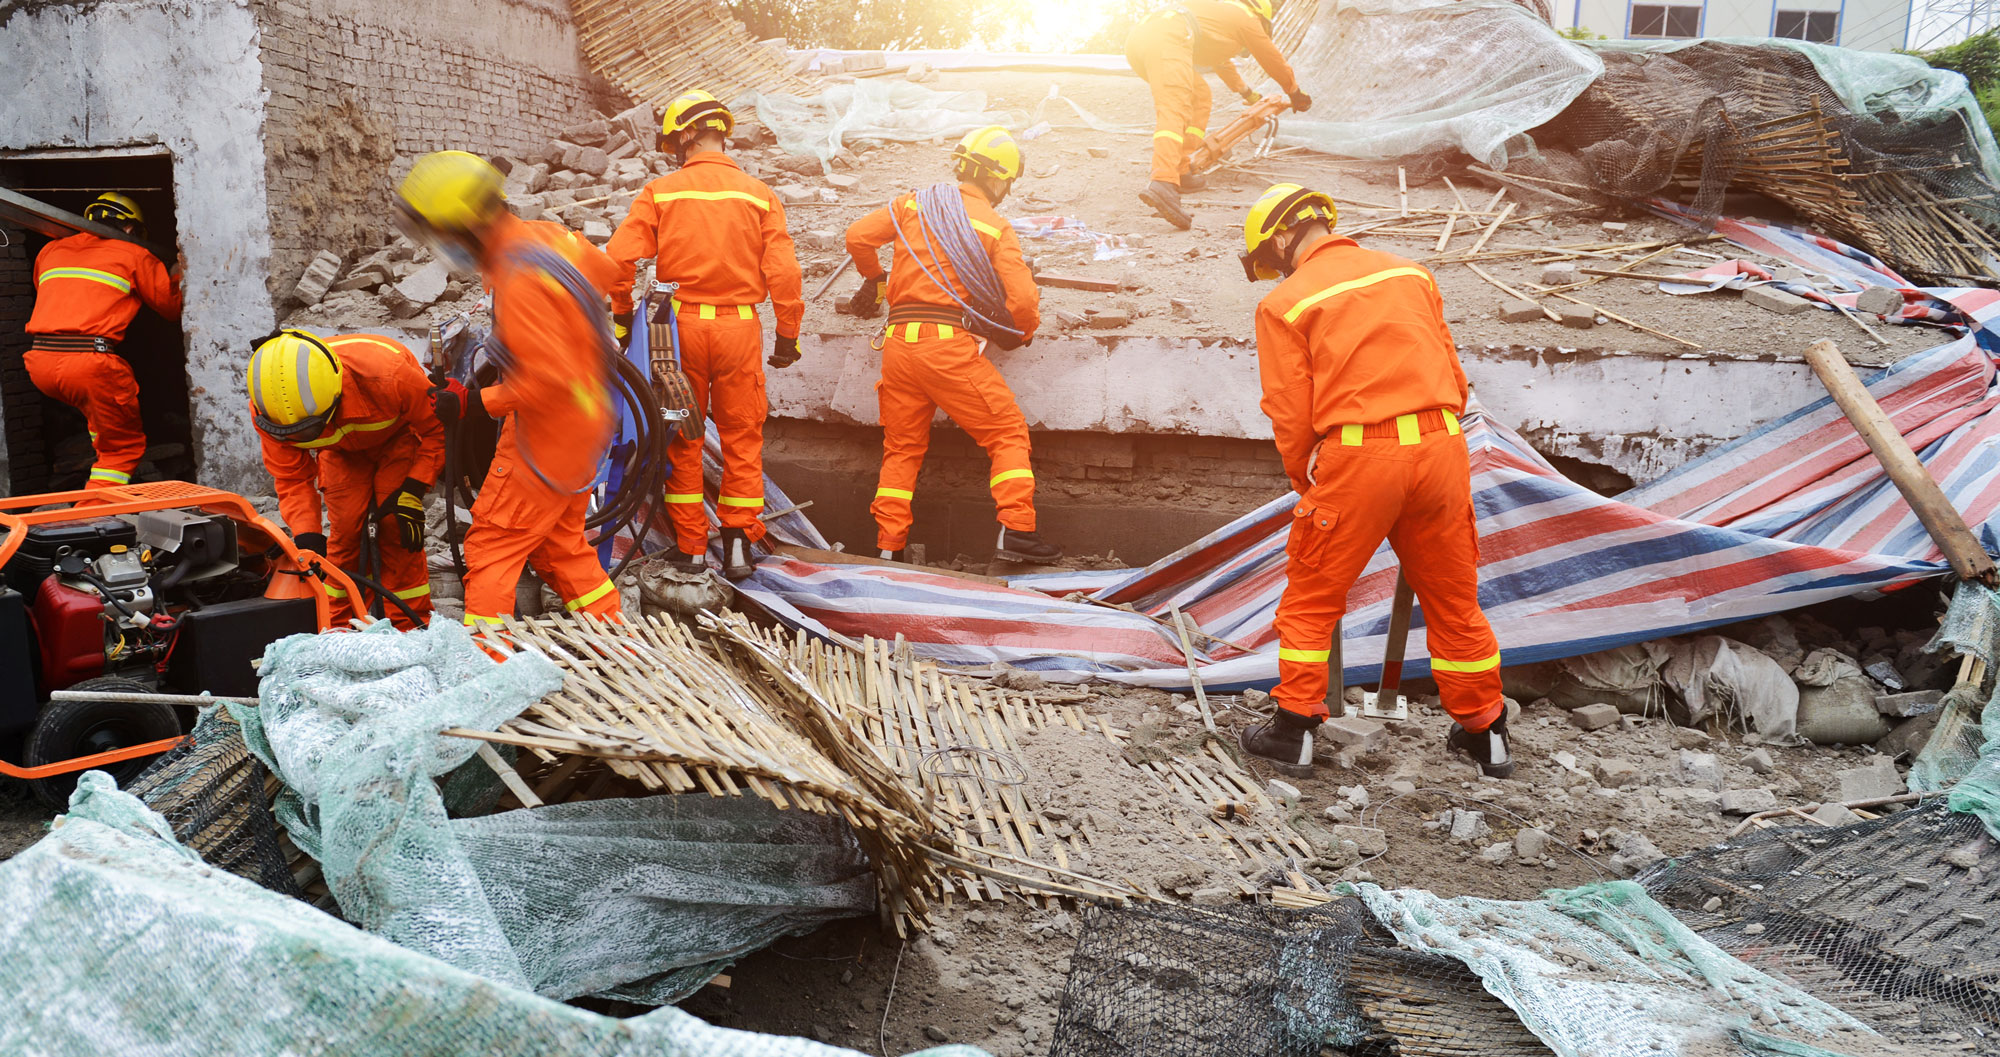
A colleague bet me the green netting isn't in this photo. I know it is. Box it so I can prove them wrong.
[1915,581,2000,837]
[0,773,980,1057]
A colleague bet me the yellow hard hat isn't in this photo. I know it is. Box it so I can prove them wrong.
[84,192,144,226]
[395,151,505,235]
[1235,0,1276,23]
[1241,183,1338,281]
[662,89,734,140]
[247,329,343,442]
[952,126,1024,183]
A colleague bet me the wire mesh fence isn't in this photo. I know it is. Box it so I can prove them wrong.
[125,712,302,898]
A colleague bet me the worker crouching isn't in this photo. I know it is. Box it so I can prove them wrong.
[247,329,443,629]
[842,127,1061,565]
[395,151,624,628]
[1237,183,1511,779]
[607,89,804,581]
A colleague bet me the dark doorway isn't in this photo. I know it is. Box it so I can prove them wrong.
[0,150,191,496]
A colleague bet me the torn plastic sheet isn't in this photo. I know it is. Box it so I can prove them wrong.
[738,81,1025,164]
[1012,214,1133,261]
[0,774,981,1057]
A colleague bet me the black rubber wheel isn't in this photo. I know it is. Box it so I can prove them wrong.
[24,677,180,807]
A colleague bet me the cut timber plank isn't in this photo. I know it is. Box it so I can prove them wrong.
[1034,273,1122,292]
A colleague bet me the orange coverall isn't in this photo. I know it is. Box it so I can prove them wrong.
[607,150,804,556]
[1254,237,1503,733]
[256,334,444,630]
[462,213,623,627]
[1125,0,1300,185]
[845,185,1042,552]
[24,232,183,488]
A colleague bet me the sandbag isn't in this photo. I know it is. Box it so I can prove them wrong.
[1793,648,1891,745]
[1543,644,1666,715]
[1656,635,1799,736]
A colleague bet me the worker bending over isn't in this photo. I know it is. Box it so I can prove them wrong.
[247,329,443,629]
[1124,0,1308,229]
[607,89,804,581]
[842,127,1060,565]
[24,193,182,490]
[1236,183,1510,779]
[395,151,624,627]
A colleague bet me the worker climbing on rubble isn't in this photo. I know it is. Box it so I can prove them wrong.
[606,88,804,581]
[1124,0,1309,230]
[395,150,624,628]
[1235,183,1510,779]
[24,192,183,492]
[841,126,1061,565]
[247,329,444,630]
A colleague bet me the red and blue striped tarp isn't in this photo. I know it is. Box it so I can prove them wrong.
[737,292,2000,689]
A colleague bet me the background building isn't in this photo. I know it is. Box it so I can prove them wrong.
[1566,0,1917,51]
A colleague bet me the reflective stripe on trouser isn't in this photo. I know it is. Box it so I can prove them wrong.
[872,331,1035,551]
[1272,426,1503,730]
[665,312,770,555]
[24,349,146,490]
[320,435,432,631]
[1124,23,1210,184]
[461,428,623,624]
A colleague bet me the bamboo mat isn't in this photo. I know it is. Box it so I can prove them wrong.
[457,613,1319,931]
[571,0,813,111]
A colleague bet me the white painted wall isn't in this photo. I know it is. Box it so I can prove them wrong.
[1567,0,1911,50]
[0,0,277,494]
[771,335,1835,484]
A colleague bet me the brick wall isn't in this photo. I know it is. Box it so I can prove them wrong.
[252,0,624,300]
[0,224,43,493]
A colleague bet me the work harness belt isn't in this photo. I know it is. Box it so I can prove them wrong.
[887,183,1021,342]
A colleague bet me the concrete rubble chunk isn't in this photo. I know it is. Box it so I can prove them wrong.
[330,262,392,293]
[1514,827,1550,859]
[1675,749,1724,790]
[560,143,586,172]
[1875,690,1943,718]
[1812,802,1861,826]
[1569,703,1620,731]
[605,139,639,164]
[575,146,612,177]
[290,250,343,305]
[1743,748,1776,775]
[1593,759,1639,788]
[1332,824,1388,857]
[582,220,613,243]
[394,259,450,307]
[1609,831,1664,876]
[1540,263,1581,286]
[1447,809,1489,842]
[1856,285,1903,315]
[1719,788,1778,815]
[1832,755,1903,802]
[1497,298,1543,323]
[1744,284,1812,315]
[774,183,816,205]
[1479,843,1513,863]
[1089,310,1132,330]
[1556,305,1596,329]
[613,103,655,147]
[1266,779,1301,805]
[544,139,577,169]
[1322,716,1387,753]
[826,172,860,190]
[564,117,611,146]
[1336,784,1369,808]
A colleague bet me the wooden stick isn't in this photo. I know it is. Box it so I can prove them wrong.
[1803,339,1997,582]
[1397,167,1409,217]
[476,742,545,808]
[1725,792,1927,838]
[811,257,853,301]
[1168,605,1217,732]
[1545,290,1701,348]
[1466,201,1517,257]
[1465,262,1559,322]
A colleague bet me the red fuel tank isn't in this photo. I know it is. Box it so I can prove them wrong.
[30,578,105,692]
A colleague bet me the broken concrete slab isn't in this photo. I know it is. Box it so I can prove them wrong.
[1332,824,1387,857]
[1743,285,1812,315]
[1719,788,1778,815]
[393,259,450,307]
[1514,827,1550,859]
[1856,285,1904,315]
[574,146,612,177]
[826,173,860,190]
[1743,748,1775,775]
[330,261,392,293]
[1497,298,1543,323]
[1812,802,1861,826]
[773,183,816,205]
[1540,263,1580,286]
[1568,703,1619,731]
[1446,809,1488,842]
[1675,750,1724,790]
[1875,689,1942,718]
[1321,716,1386,753]
[1593,758,1639,788]
[1831,755,1903,802]
[1089,310,1132,330]
[290,250,343,305]
[564,117,611,146]
[1556,305,1596,329]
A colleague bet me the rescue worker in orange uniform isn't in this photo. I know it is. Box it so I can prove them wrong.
[1235,183,1510,779]
[1124,0,1309,229]
[395,150,624,628]
[842,127,1061,565]
[24,192,183,489]
[607,89,804,581]
[247,330,444,630]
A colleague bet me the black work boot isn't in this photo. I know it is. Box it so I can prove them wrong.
[1239,707,1319,778]
[667,548,706,573]
[1139,180,1193,230]
[1447,715,1515,779]
[877,548,906,563]
[995,527,1062,563]
[720,528,756,581]
[1179,171,1208,192]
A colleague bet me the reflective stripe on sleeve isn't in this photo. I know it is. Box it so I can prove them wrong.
[875,487,914,500]
[654,189,771,210]
[1281,267,1434,324]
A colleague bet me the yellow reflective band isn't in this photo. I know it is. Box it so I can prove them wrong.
[324,585,349,599]
[700,304,716,320]
[970,218,1002,239]
[665,492,705,504]
[1431,651,1502,674]
[1153,130,1183,142]
[1396,414,1420,446]
[1185,126,1205,139]
[394,584,432,600]
[38,267,132,294]
[739,305,753,319]
[1278,647,1331,663]
[1339,424,1363,446]
[717,495,764,508]
[87,467,131,483]
[989,468,1034,488]
[875,487,914,500]
[904,322,921,342]
[939,324,955,339]
[565,579,616,612]
[1281,267,1434,325]
[88,431,97,441]
[654,189,771,211]
[293,418,399,450]
[464,614,505,626]
[672,299,756,321]
[1443,409,1461,435]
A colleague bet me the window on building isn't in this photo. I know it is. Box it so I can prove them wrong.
[1773,9,1838,42]
[1628,3,1701,37]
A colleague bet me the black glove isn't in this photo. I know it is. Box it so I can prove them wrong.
[292,532,328,556]
[768,334,801,369]
[376,478,428,553]
[845,276,885,318]
[430,377,486,427]
[613,311,634,343]
[1288,91,1312,113]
